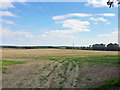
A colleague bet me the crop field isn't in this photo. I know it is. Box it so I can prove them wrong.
[1,48,120,88]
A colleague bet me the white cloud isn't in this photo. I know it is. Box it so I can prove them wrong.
[1,19,15,25]
[1,26,33,38]
[62,19,90,31]
[1,26,118,46]
[86,0,118,7]
[0,0,15,9]
[0,11,15,17]
[0,0,14,2]
[90,17,98,21]
[86,0,108,7]
[0,0,26,2]
[0,26,75,46]
[41,34,47,37]
[53,13,92,20]
[106,22,111,24]
[97,13,116,17]
[94,22,98,24]
[90,17,108,22]
[98,31,118,43]
[97,17,107,22]
[98,31,118,37]
[90,17,110,24]
[0,26,38,45]
[53,13,115,20]
[0,2,15,9]
[44,19,90,37]
[0,0,26,9]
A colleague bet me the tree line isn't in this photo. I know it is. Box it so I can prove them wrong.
[1,43,120,51]
[1,46,62,49]
[65,43,120,51]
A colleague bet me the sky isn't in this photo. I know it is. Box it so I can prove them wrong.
[0,0,118,46]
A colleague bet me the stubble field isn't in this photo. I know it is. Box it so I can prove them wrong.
[1,48,120,88]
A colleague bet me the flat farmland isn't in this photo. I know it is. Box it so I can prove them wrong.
[2,48,118,57]
[1,48,120,88]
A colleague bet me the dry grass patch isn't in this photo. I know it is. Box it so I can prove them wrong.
[2,48,118,58]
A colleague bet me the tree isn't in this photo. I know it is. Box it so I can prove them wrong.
[107,0,120,8]
[92,44,106,50]
[99,44,106,50]
[107,43,119,51]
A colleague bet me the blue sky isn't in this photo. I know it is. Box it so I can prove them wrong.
[0,0,118,46]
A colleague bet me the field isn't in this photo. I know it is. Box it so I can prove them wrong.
[1,48,120,88]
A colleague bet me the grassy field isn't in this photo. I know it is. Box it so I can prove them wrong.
[1,48,120,88]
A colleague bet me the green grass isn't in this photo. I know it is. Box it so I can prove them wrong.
[96,78,120,89]
[48,55,119,67]
[2,54,119,67]
[1,60,26,74]
[1,60,26,66]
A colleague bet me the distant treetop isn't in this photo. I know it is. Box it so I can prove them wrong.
[107,0,120,8]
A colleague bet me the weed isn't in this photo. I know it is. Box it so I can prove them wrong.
[86,78,92,81]
[96,78,120,88]
[2,67,7,74]
[58,73,64,78]
[59,61,70,88]
[70,62,76,71]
